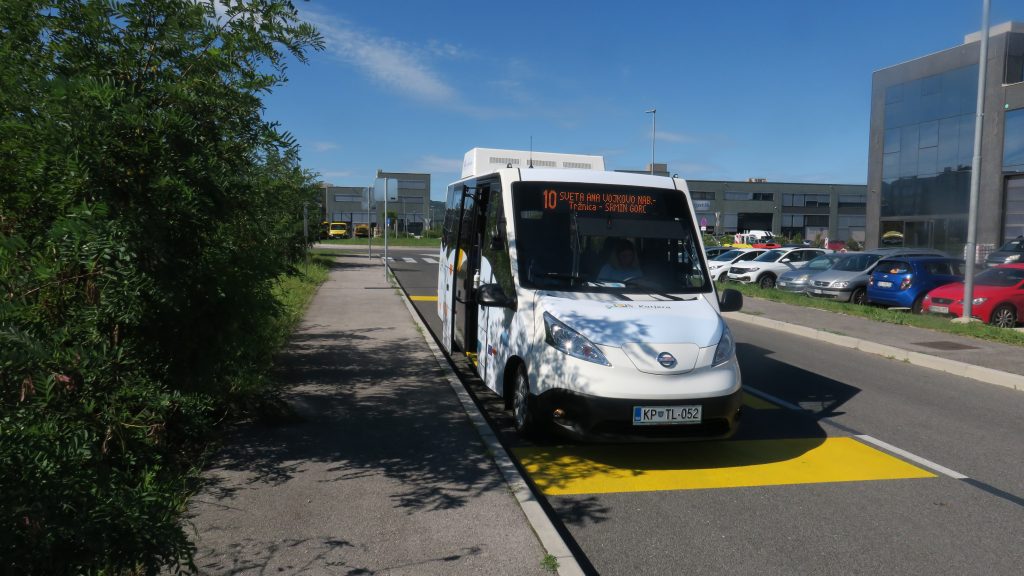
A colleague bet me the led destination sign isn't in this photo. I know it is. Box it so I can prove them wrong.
[542,189,657,215]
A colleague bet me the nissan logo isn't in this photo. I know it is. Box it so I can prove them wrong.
[657,352,677,368]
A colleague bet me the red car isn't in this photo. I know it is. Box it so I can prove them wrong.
[922,264,1024,327]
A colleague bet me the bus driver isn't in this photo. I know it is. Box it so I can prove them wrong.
[599,239,642,282]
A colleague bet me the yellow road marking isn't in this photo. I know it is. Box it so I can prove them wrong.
[514,437,935,495]
[410,295,438,301]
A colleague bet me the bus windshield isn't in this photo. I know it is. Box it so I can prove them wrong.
[511,182,710,293]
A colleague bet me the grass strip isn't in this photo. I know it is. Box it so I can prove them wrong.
[727,282,1024,347]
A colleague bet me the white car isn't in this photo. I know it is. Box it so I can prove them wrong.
[707,248,767,282]
[726,248,829,289]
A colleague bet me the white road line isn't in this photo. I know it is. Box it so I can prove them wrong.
[403,257,416,263]
[422,258,438,264]
[746,386,969,480]
[744,385,804,412]
[854,435,969,479]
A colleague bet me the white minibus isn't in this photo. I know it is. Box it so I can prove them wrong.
[437,148,744,440]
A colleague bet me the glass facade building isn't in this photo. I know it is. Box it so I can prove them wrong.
[868,22,1024,257]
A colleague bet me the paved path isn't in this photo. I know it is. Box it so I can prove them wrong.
[186,255,550,575]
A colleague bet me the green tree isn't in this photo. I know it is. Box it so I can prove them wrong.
[0,1,322,573]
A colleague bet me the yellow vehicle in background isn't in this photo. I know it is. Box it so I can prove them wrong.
[327,222,349,239]
[354,223,370,238]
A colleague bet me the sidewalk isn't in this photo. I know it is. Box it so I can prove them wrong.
[186,255,552,575]
[724,297,1024,391]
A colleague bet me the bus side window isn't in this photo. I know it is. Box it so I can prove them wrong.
[481,188,514,297]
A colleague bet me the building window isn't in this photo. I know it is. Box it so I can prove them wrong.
[691,191,715,200]
[838,215,866,242]
[723,213,738,232]
[881,64,978,218]
[724,191,773,201]
[839,194,866,208]
[783,193,830,207]
[1004,108,1024,173]
[334,194,361,202]
[1005,33,1024,85]
[398,180,427,189]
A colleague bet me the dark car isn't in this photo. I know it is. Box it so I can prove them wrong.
[867,256,965,313]
[985,236,1024,268]
[705,246,732,260]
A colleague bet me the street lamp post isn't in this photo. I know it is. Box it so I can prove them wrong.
[959,0,990,324]
[645,108,656,174]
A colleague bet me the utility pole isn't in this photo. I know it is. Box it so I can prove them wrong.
[646,108,656,174]
[958,0,990,324]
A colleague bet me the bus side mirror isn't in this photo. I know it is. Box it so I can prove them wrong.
[478,283,516,309]
[719,288,743,312]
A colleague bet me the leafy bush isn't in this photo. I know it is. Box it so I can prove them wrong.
[0,1,322,573]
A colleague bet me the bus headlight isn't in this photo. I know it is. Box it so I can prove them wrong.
[713,324,735,366]
[543,312,611,366]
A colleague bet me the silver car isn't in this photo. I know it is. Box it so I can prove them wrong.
[807,248,946,304]
[777,253,845,294]
[984,236,1024,268]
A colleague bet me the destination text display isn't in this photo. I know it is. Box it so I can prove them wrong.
[542,189,657,215]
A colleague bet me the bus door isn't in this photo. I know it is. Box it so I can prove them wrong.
[453,184,487,355]
[476,183,515,389]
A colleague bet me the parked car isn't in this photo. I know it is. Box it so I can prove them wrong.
[355,223,370,238]
[705,246,732,260]
[807,248,946,305]
[727,247,829,289]
[327,221,350,239]
[707,248,767,282]
[776,253,845,295]
[866,256,965,313]
[922,264,1024,327]
[984,236,1024,268]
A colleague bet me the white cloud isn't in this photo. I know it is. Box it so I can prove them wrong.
[658,131,698,144]
[416,155,463,174]
[319,170,352,178]
[302,11,456,104]
[311,141,339,152]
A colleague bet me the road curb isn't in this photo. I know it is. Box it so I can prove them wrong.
[723,311,1024,393]
[390,266,585,576]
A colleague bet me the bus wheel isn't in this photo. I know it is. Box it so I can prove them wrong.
[513,365,537,437]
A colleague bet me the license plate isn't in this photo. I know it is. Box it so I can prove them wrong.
[813,288,822,294]
[633,405,701,426]
[931,305,949,314]
[878,281,893,288]
[778,282,787,287]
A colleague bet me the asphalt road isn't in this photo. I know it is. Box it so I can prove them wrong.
[386,255,1024,575]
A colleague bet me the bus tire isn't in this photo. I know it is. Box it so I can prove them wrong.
[513,365,538,438]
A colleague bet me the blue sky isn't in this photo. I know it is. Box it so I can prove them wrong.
[262,1,1024,201]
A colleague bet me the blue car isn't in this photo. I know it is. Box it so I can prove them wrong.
[867,256,965,313]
